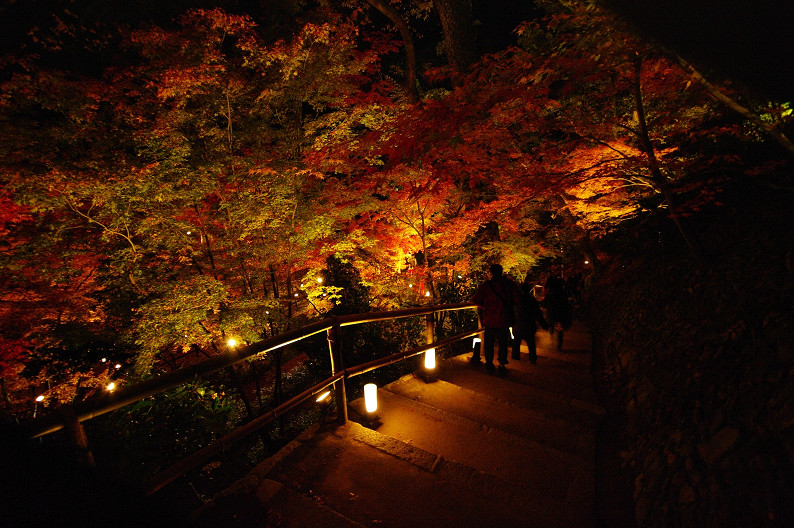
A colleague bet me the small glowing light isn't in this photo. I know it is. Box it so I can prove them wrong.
[227,338,237,347]
[294,293,299,297]
[425,291,430,297]
[107,382,116,391]
[364,383,378,413]
[409,284,413,288]
[35,395,44,402]
[300,283,304,288]
[101,358,107,363]
[115,364,121,369]
[266,311,270,314]
[186,231,191,235]
[509,327,514,339]
[316,390,331,403]
[458,275,462,279]
[316,277,323,283]
[424,348,436,369]
[584,260,590,265]
[473,337,481,347]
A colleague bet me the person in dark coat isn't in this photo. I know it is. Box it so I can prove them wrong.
[542,275,572,351]
[471,264,521,375]
[512,275,548,365]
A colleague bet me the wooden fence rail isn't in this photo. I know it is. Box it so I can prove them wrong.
[26,302,483,496]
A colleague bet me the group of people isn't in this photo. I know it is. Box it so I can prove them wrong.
[470,264,572,375]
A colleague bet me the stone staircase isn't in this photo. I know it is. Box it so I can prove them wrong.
[193,322,606,528]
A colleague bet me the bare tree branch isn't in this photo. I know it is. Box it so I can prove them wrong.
[677,55,794,157]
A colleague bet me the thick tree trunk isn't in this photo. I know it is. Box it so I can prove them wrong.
[363,0,419,102]
[434,0,477,70]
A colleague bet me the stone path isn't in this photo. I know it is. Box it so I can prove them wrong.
[193,321,606,528]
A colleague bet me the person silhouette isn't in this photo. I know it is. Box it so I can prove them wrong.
[542,275,572,351]
[471,264,520,375]
[512,275,548,364]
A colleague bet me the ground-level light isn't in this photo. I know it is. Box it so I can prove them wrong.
[316,390,331,403]
[364,383,378,413]
[424,348,436,369]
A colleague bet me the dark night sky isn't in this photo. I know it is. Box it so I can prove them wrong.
[606,0,794,100]
[1,0,792,100]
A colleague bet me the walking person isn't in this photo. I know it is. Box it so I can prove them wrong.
[471,264,520,375]
[542,275,572,351]
[512,275,548,365]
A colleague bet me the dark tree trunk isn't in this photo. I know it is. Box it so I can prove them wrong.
[434,0,477,70]
[363,0,419,102]
[632,54,701,258]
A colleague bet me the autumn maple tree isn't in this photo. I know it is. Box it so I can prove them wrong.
[1,0,791,423]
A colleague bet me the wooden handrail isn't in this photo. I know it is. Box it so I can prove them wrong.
[29,303,476,438]
[27,302,481,494]
[145,326,482,495]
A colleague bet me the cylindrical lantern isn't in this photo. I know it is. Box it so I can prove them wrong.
[364,383,378,413]
[424,348,436,369]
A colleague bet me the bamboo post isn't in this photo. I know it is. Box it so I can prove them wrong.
[326,320,347,424]
[425,312,435,345]
[58,405,95,468]
[477,310,485,358]
[418,312,438,382]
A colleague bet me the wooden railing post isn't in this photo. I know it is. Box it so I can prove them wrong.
[477,309,485,358]
[326,319,347,424]
[425,312,435,346]
[418,311,438,382]
[58,404,95,468]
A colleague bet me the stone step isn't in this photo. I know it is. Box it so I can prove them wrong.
[435,356,604,430]
[451,352,599,404]
[383,374,596,459]
[350,381,594,507]
[196,421,592,528]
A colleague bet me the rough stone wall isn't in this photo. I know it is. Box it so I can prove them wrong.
[587,189,794,527]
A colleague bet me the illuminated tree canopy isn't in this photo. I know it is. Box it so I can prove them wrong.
[0,0,791,417]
